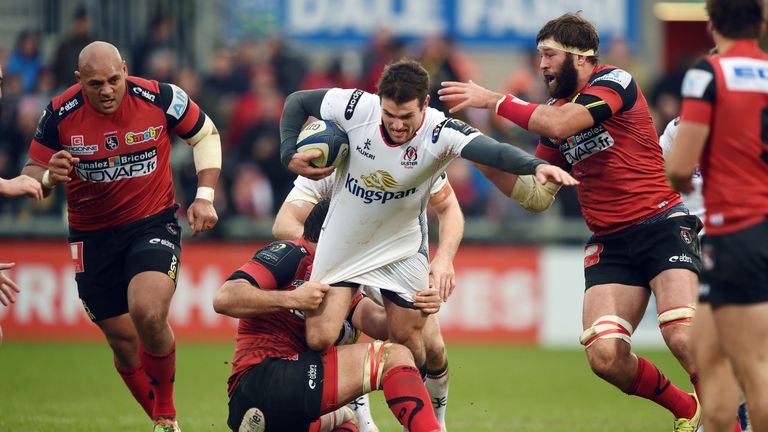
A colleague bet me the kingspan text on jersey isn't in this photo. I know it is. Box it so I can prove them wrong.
[345,173,416,204]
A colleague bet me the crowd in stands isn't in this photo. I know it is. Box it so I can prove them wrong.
[0,10,696,237]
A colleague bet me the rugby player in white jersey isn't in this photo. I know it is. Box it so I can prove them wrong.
[279,59,578,391]
[273,171,459,431]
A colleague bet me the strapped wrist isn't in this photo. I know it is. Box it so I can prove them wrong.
[195,186,215,202]
[41,170,55,189]
[496,94,538,130]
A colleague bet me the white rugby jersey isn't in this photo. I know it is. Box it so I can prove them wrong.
[287,170,449,204]
[310,88,480,285]
[660,117,705,220]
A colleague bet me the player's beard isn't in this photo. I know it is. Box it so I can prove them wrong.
[546,53,579,99]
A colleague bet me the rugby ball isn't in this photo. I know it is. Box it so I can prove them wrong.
[296,120,349,168]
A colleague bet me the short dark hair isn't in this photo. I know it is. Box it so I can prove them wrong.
[376,58,430,106]
[303,199,330,243]
[707,0,764,39]
[536,13,600,64]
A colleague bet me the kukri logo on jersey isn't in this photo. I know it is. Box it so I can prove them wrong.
[345,170,416,204]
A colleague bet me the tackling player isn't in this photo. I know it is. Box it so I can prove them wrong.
[20,41,222,432]
[279,59,577,397]
[214,200,443,432]
[273,171,460,431]
[440,13,704,431]
[666,0,768,430]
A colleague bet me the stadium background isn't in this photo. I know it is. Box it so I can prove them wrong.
[0,1,750,430]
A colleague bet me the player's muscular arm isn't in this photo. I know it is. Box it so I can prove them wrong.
[666,121,710,193]
[280,89,335,179]
[527,103,595,141]
[429,182,463,300]
[21,151,80,198]
[213,279,330,318]
[184,118,222,236]
[273,199,314,240]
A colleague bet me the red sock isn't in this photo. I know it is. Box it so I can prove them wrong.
[114,359,154,418]
[332,422,359,432]
[382,365,441,432]
[140,343,176,419]
[690,373,701,397]
[627,356,696,419]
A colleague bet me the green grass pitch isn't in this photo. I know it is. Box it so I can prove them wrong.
[0,342,692,431]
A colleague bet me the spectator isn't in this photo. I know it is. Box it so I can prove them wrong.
[51,5,94,90]
[5,31,41,94]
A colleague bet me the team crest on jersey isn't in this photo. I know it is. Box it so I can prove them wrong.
[65,135,99,155]
[680,228,693,245]
[104,131,119,151]
[361,170,399,192]
[401,146,418,169]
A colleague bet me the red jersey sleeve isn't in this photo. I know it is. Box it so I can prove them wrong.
[226,241,310,290]
[29,103,61,165]
[577,68,638,125]
[158,82,206,139]
[680,58,716,125]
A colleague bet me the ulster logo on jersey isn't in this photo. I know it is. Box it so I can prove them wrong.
[345,171,416,204]
[401,146,418,169]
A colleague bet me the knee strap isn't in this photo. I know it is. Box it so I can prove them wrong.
[579,315,634,348]
[363,340,391,393]
[658,305,695,329]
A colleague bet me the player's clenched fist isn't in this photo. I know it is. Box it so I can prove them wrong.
[47,150,80,185]
[187,198,218,237]
[290,281,330,311]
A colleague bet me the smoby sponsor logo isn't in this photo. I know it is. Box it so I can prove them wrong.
[125,125,163,145]
[401,146,418,168]
[74,147,157,183]
[345,171,416,204]
[561,125,614,164]
[58,98,79,115]
[132,86,156,102]
[356,138,375,160]
[65,135,99,155]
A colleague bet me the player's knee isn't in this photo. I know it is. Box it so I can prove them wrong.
[388,324,422,347]
[585,339,631,378]
[424,337,446,368]
[105,332,139,363]
[384,343,414,369]
[130,307,168,331]
[305,328,337,351]
[658,306,694,355]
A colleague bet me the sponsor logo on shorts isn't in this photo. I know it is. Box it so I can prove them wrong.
[561,125,614,164]
[307,363,318,389]
[680,228,693,245]
[345,171,416,204]
[74,147,158,183]
[165,223,178,236]
[345,89,363,120]
[80,299,96,321]
[401,146,418,169]
[584,243,604,268]
[167,254,178,281]
[125,125,163,145]
[702,244,715,271]
[104,131,119,151]
[70,241,85,273]
[668,254,693,263]
[149,237,175,250]
[356,138,375,160]
[65,135,99,155]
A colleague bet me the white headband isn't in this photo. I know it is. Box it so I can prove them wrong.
[537,39,596,57]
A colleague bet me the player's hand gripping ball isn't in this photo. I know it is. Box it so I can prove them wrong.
[296,120,349,168]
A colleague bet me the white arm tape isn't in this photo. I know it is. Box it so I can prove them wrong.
[41,170,55,189]
[188,115,222,173]
[195,186,215,202]
[509,175,561,212]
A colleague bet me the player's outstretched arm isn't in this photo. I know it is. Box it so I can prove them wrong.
[0,175,42,200]
[183,115,222,236]
[439,80,595,140]
[0,263,20,306]
[213,279,330,318]
[279,89,336,180]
